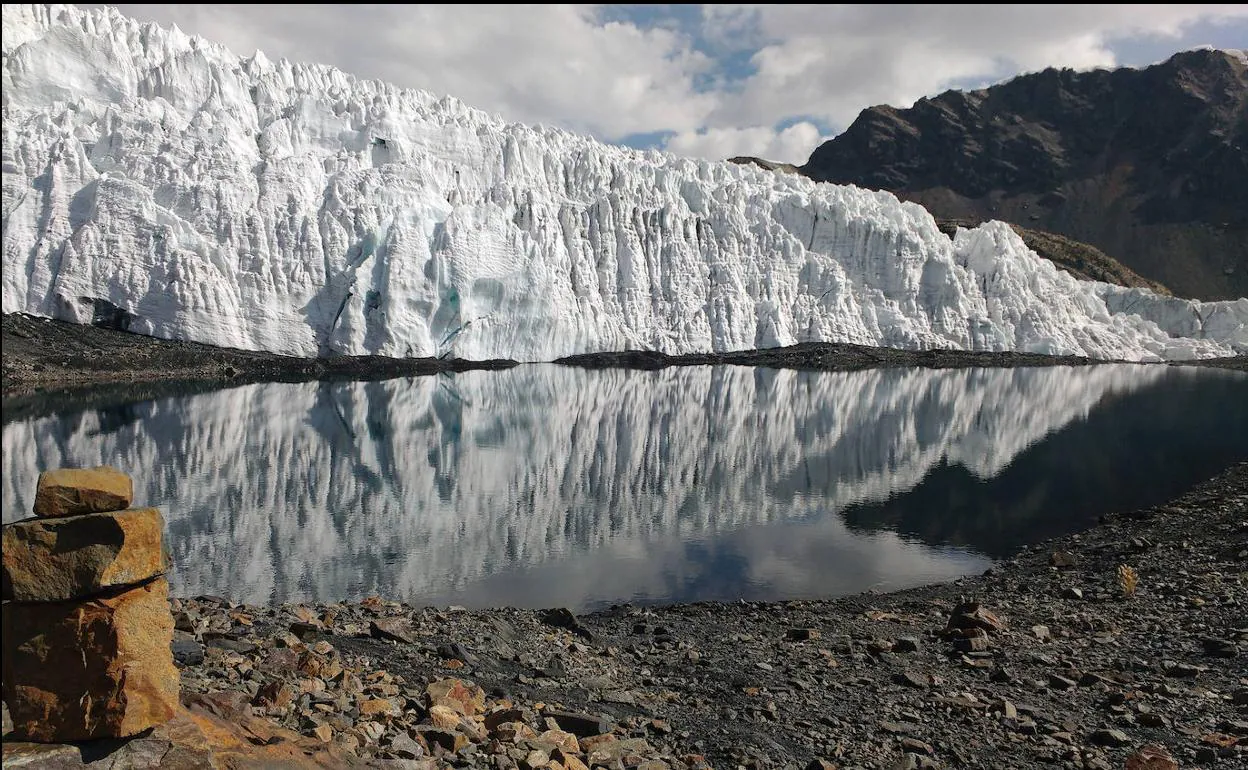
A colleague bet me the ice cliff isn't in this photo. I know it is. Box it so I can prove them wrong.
[3,4,1245,361]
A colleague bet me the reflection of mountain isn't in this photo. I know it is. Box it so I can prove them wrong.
[0,364,1185,605]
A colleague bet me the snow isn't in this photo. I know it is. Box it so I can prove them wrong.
[1,364,1171,604]
[2,4,1245,361]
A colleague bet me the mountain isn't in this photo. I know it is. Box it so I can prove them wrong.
[3,5,1245,361]
[801,49,1248,301]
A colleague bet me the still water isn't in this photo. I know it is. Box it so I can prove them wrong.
[3,364,1246,611]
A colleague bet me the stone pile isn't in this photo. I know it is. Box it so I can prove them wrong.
[2,466,178,742]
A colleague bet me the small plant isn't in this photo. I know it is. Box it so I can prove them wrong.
[1117,564,1139,598]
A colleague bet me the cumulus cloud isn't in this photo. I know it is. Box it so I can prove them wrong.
[85,4,1248,163]
[664,121,831,164]
[93,4,718,138]
[705,4,1248,133]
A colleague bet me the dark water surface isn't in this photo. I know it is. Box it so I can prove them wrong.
[3,364,1245,611]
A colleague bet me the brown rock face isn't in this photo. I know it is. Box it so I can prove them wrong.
[2,507,169,601]
[32,466,133,518]
[2,577,179,741]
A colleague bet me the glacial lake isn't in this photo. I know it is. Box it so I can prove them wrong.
[3,364,1246,611]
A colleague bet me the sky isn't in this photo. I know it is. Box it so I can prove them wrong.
[85,4,1248,164]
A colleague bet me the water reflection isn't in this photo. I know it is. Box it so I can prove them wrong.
[3,364,1245,610]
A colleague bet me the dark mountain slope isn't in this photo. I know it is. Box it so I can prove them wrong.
[800,48,1248,300]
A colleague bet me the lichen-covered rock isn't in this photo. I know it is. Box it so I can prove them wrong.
[426,678,485,716]
[2,577,178,741]
[32,466,133,518]
[2,507,169,601]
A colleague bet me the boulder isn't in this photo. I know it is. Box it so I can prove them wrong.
[426,678,485,716]
[2,577,178,741]
[2,507,169,601]
[32,466,133,518]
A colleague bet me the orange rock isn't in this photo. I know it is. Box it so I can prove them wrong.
[1125,744,1178,770]
[426,678,485,716]
[2,507,169,601]
[537,729,580,755]
[429,704,462,729]
[33,466,133,518]
[358,697,401,718]
[2,578,178,741]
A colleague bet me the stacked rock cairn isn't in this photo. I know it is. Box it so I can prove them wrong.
[2,466,178,742]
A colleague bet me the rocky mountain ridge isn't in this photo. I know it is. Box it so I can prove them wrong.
[800,48,1248,301]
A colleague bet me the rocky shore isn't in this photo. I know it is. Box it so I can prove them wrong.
[5,463,1244,769]
[6,314,1246,409]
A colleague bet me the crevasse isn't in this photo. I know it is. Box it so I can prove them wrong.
[3,4,1245,361]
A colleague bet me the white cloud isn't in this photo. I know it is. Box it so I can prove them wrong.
[704,4,1248,132]
[664,121,830,164]
[94,4,717,139]
[83,4,1248,162]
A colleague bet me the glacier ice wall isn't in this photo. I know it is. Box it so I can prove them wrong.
[3,4,1245,361]
[3,363,1173,605]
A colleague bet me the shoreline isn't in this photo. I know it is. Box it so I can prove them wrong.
[4,314,1245,408]
[5,463,1244,768]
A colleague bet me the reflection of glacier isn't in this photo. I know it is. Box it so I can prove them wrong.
[1,364,1167,605]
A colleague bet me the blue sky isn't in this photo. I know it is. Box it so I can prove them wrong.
[92,4,1248,163]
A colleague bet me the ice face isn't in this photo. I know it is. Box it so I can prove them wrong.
[3,5,1245,361]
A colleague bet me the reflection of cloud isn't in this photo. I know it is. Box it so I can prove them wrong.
[1,364,1164,607]
[429,515,989,611]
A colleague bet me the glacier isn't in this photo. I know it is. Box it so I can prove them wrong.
[2,4,1246,362]
[4,363,1204,606]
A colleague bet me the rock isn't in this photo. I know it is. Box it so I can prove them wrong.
[586,737,653,765]
[485,706,526,731]
[426,678,485,716]
[541,608,593,641]
[1125,744,1179,770]
[893,637,921,653]
[371,618,417,644]
[947,602,1006,632]
[891,752,939,769]
[954,636,989,652]
[894,671,932,689]
[1201,637,1239,658]
[786,628,821,642]
[1088,728,1131,747]
[428,704,462,729]
[536,729,580,755]
[2,578,178,741]
[1049,674,1079,690]
[542,709,614,737]
[1,741,84,768]
[171,631,205,667]
[438,642,475,662]
[32,466,133,518]
[415,726,469,753]
[1031,625,1052,641]
[2,507,169,602]
[806,761,839,770]
[1063,587,1084,600]
[359,697,401,718]
[387,731,426,759]
[1050,551,1079,568]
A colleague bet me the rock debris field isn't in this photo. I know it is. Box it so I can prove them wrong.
[7,464,1244,769]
